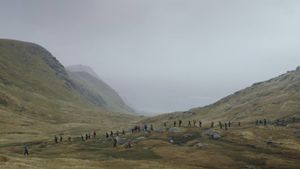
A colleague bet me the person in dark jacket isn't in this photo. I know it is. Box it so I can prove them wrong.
[24,145,29,156]
[211,121,214,128]
[93,131,96,139]
[54,136,58,144]
[188,121,192,127]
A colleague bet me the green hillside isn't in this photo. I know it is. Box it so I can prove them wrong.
[145,67,300,125]
[67,65,135,114]
[0,39,136,144]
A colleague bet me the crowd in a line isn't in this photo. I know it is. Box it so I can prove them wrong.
[23,117,297,156]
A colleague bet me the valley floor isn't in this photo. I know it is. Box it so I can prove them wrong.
[1,122,300,169]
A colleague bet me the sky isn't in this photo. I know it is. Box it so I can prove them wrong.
[1,0,300,114]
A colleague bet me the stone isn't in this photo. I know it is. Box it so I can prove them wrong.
[205,129,221,140]
[155,127,166,132]
[183,134,193,138]
[212,133,221,140]
[195,143,206,148]
[136,137,146,140]
[169,127,180,133]
[117,137,127,145]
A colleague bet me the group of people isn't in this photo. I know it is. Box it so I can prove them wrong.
[54,135,63,143]
[25,116,295,156]
[165,119,240,130]
[106,130,126,138]
[217,121,240,130]
[256,119,267,126]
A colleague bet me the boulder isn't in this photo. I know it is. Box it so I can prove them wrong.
[183,134,193,138]
[212,133,221,140]
[136,137,146,140]
[117,137,127,145]
[169,127,180,133]
[155,127,166,132]
[205,129,215,136]
[205,129,221,140]
[194,143,207,148]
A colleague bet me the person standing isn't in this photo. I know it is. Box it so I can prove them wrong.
[54,135,58,144]
[211,121,214,128]
[93,131,96,139]
[24,145,29,156]
[113,137,117,148]
[188,121,192,127]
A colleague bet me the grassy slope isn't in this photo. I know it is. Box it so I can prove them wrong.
[145,67,300,126]
[67,70,135,114]
[0,39,137,145]
[1,122,300,169]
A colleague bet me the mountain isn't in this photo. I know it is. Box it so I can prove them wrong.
[66,65,135,114]
[145,67,300,124]
[0,39,135,143]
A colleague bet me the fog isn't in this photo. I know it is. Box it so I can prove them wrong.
[1,0,300,114]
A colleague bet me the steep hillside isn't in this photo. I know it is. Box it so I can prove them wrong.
[0,39,136,144]
[67,65,135,114]
[145,67,300,124]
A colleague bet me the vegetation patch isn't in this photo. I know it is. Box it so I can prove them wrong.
[105,148,161,160]
[0,156,9,162]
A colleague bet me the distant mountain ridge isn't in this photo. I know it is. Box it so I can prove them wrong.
[66,65,135,114]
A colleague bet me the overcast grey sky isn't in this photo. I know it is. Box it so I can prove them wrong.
[1,0,300,114]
